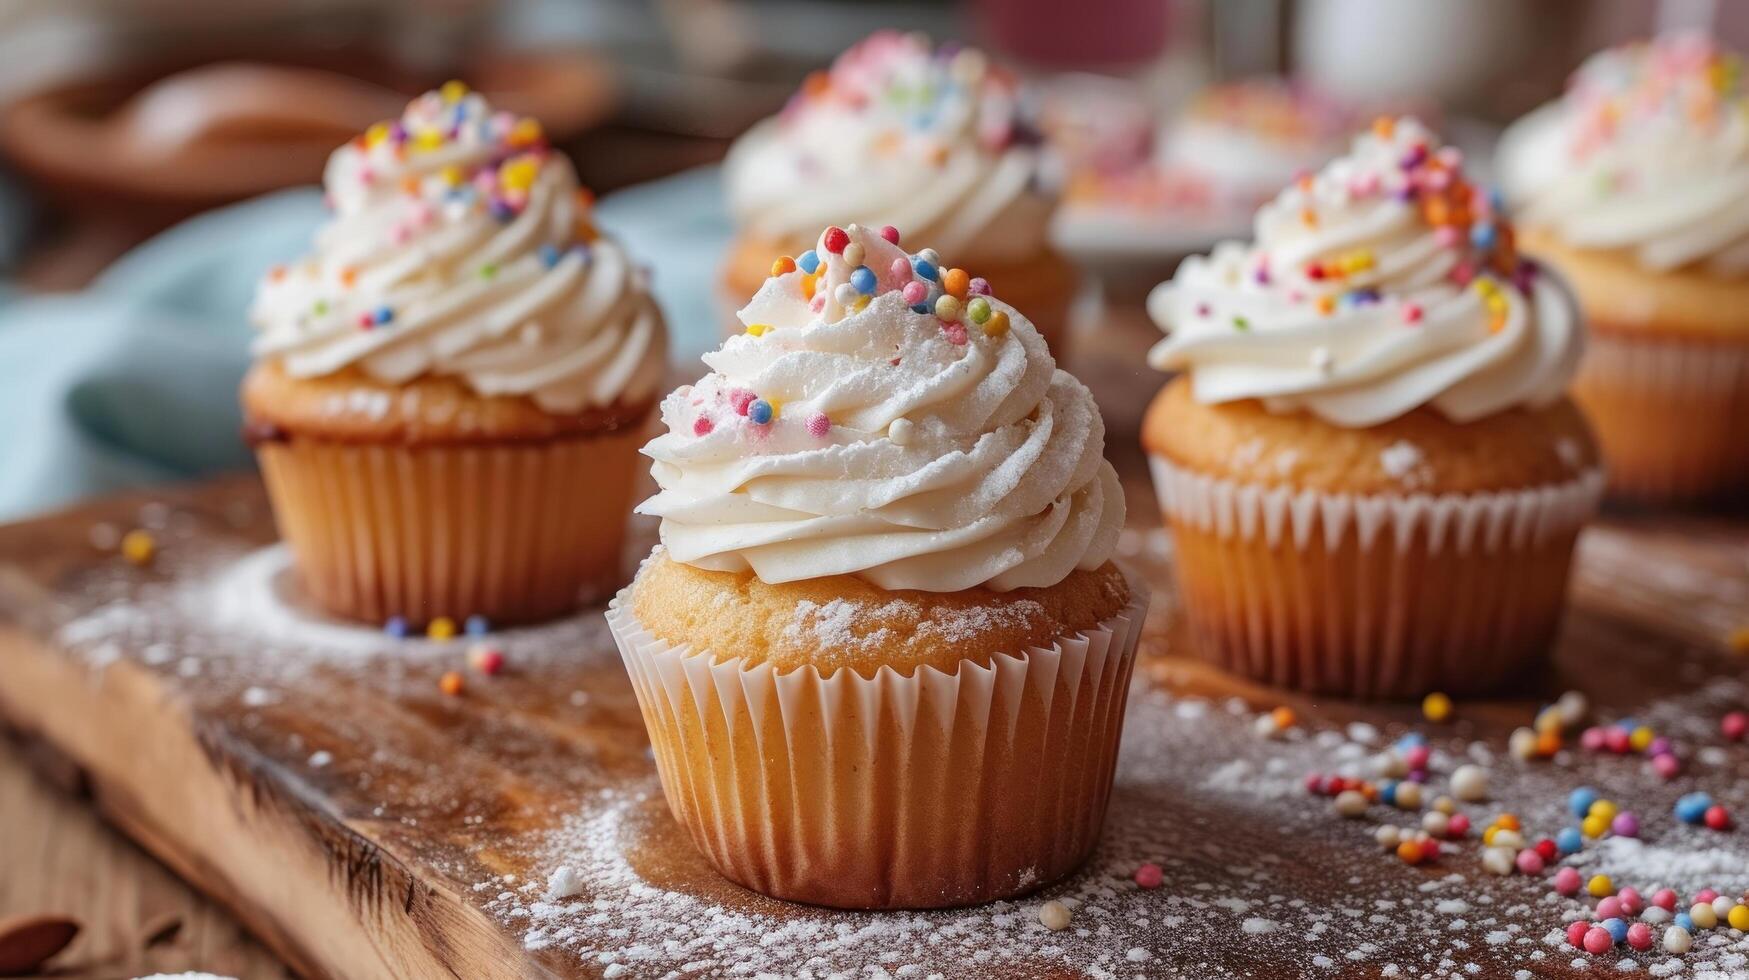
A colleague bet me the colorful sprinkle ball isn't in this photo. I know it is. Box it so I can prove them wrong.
[384,616,410,639]
[1723,711,1748,741]
[1038,900,1071,931]
[1133,863,1164,890]
[120,528,157,566]
[439,671,465,697]
[464,614,491,637]
[428,616,458,641]
[1420,692,1453,723]
[1588,874,1615,898]
[1448,764,1487,802]
[467,643,505,676]
[1554,866,1582,896]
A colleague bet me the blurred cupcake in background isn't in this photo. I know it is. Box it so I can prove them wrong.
[614,222,1141,908]
[1052,79,1359,261]
[243,83,668,627]
[1144,117,1603,699]
[1498,34,1749,504]
[720,32,1076,352]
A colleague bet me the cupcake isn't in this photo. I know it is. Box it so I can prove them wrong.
[1498,34,1749,504]
[721,32,1075,353]
[611,222,1142,908]
[243,83,668,626]
[1143,117,1604,699]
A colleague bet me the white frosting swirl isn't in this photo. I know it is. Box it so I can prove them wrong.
[1149,118,1583,428]
[1498,34,1749,277]
[639,224,1122,592]
[1158,80,1356,205]
[723,32,1057,264]
[250,86,666,413]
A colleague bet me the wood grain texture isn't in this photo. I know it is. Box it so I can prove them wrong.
[0,353,1745,978]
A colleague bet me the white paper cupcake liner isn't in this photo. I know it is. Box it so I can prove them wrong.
[1575,328,1749,502]
[1148,455,1604,698]
[606,576,1149,909]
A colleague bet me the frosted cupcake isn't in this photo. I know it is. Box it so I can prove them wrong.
[721,32,1075,352]
[1144,118,1604,699]
[1498,35,1749,503]
[244,84,667,626]
[611,222,1142,908]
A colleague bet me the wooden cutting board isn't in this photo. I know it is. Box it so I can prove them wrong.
[1,466,1746,979]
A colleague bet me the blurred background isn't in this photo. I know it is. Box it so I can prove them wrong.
[0,0,1744,522]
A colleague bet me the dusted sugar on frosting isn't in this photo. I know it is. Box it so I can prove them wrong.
[639,223,1123,592]
[723,31,1056,264]
[250,83,666,413]
[1148,117,1583,428]
[1499,34,1749,276]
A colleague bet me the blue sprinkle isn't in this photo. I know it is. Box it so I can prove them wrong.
[465,615,491,637]
[1470,223,1497,250]
[1676,912,1695,932]
[912,257,939,281]
[1569,787,1600,819]
[1614,717,1638,732]
[374,305,393,325]
[1394,732,1426,751]
[797,249,821,274]
[1556,827,1583,855]
[1602,918,1628,943]
[539,244,561,268]
[748,399,774,425]
[1379,781,1399,807]
[850,266,877,294]
[1487,186,1506,213]
[1676,792,1714,825]
[910,303,931,314]
[384,616,409,639]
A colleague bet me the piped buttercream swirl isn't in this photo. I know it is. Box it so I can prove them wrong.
[1149,117,1583,428]
[723,31,1057,264]
[639,223,1122,591]
[250,84,666,413]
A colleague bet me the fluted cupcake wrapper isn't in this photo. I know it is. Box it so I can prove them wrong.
[606,579,1149,909]
[1574,327,1749,504]
[1149,455,1605,699]
[255,429,645,627]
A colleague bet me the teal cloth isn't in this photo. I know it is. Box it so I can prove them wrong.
[0,166,730,522]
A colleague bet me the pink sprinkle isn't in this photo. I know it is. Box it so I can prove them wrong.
[902,281,928,305]
[1653,753,1681,779]
[1618,887,1643,915]
[1434,226,1462,248]
[391,223,411,244]
[805,412,830,438]
[967,277,991,296]
[1446,813,1470,837]
[1580,726,1607,751]
[1652,888,1678,911]
[1583,927,1613,955]
[1597,897,1622,920]
[1554,866,1582,896]
[1350,172,1380,196]
[1196,303,1212,317]
[1403,746,1431,770]
[1696,889,1720,905]
[728,389,756,416]
[1515,849,1544,875]
[880,225,901,244]
[1626,922,1653,951]
[693,415,714,436]
[891,257,912,282]
[1402,303,1423,324]
[1448,261,1475,286]
[1613,813,1641,838]
[1566,921,1590,949]
[943,322,968,346]
[1134,863,1164,890]
[810,293,826,313]
[474,171,497,193]
[1724,711,1748,741]
[1605,728,1631,754]
[359,167,375,185]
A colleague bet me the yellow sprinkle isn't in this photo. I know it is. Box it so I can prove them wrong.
[1588,799,1619,823]
[121,529,156,566]
[1421,692,1453,723]
[428,617,457,641]
[982,309,1010,338]
[500,157,540,192]
[746,323,770,337]
[767,400,783,420]
[1629,726,1654,752]
[1581,814,1609,838]
[412,129,444,152]
[1473,278,1499,297]
[1588,874,1614,898]
[440,164,465,187]
[364,122,390,148]
[1730,905,1749,932]
[508,118,544,147]
[1482,826,1499,845]
[440,79,469,103]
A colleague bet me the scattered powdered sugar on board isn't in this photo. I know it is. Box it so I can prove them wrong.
[491,678,1749,979]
